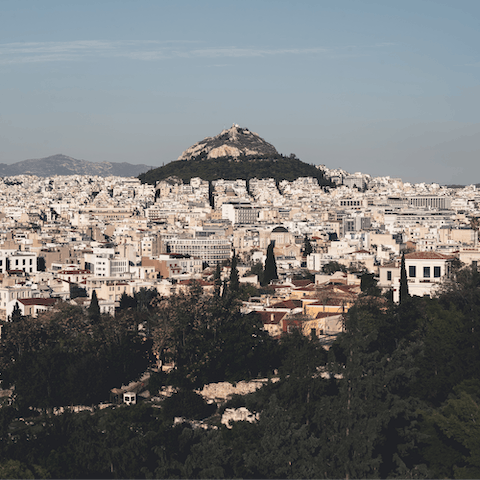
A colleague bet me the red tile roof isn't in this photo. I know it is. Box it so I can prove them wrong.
[19,298,57,306]
[405,252,455,260]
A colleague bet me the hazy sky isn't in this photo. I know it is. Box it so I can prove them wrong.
[1,0,480,185]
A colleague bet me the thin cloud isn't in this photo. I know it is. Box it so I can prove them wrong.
[190,47,330,58]
[0,40,392,65]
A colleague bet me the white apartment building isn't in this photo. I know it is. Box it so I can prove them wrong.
[221,202,258,225]
[84,253,130,277]
[166,237,231,265]
[378,252,454,302]
[0,251,37,275]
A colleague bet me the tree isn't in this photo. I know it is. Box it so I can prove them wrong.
[360,273,381,297]
[10,302,23,322]
[119,292,137,310]
[303,234,313,256]
[318,333,426,479]
[400,253,409,303]
[262,242,278,286]
[425,383,480,478]
[322,261,347,275]
[88,290,100,320]
[229,251,240,293]
[213,263,222,296]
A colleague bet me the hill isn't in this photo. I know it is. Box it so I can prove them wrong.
[177,124,278,160]
[139,125,332,186]
[139,153,332,185]
[0,154,154,177]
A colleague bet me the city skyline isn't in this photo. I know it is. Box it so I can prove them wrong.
[1,0,480,185]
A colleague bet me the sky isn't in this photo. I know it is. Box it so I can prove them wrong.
[1,0,480,185]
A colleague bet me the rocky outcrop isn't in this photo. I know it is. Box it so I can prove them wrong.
[177,124,278,161]
[221,407,259,429]
[196,378,279,403]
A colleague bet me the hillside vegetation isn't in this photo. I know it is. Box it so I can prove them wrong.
[139,154,332,185]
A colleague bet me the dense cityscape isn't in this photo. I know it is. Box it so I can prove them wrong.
[0,143,480,477]
[3,0,480,477]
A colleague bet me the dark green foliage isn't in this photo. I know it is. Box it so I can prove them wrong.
[400,252,409,303]
[303,234,313,256]
[262,242,278,286]
[162,390,216,421]
[247,260,263,284]
[322,261,347,274]
[229,251,239,293]
[148,370,168,395]
[134,287,158,311]
[88,290,100,319]
[213,263,222,296]
[119,291,137,310]
[139,153,333,186]
[360,272,381,296]
[0,303,150,411]
[10,301,23,322]
[151,285,278,388]
[3,260,480,478]
[420,380,480,478]
[69,283,87,299]
[292,269,315,282]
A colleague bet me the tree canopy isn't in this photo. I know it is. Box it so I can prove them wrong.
[139,154,333,186]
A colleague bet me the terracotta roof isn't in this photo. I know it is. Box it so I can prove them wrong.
[177,279,213,286]
[294,285,317,292]
[314,312,343,319]
[404,252,455,260]
[270,299,302,309]
[291,279,314,288]
[19,298,57,306]
[258,311,287,324]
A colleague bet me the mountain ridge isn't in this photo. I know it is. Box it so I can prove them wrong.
[0,154,154,177]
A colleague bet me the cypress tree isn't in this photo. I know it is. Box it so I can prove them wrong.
[399,253,409,303]
[213,263,222,296]
[88,290,100,319]
[262,242,278,286]
[229,251,240,293]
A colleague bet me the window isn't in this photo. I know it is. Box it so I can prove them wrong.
[387,271,392,281]
[434,266,441,278]
[423,267,430,278]
[409,266,416,278]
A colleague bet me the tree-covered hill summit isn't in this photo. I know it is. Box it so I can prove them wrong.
[139,125,332,185]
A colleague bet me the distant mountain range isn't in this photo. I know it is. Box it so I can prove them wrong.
[0,154,154,178]
[140,125,332,186]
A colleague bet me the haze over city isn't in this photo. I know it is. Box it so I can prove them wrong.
[1,0,480,185]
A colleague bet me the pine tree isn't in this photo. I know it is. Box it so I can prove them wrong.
[400,253,409,304]
[262,242,278,286]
